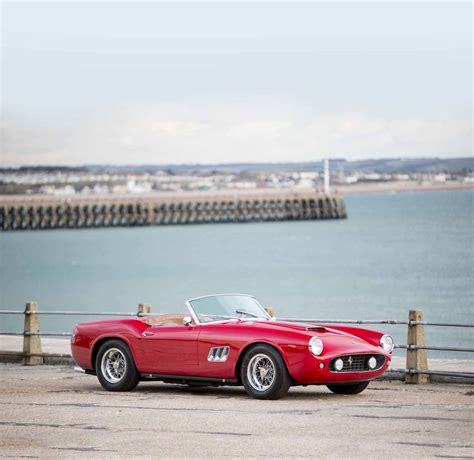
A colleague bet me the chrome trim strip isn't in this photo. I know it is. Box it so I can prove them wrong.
[141,373,238,384]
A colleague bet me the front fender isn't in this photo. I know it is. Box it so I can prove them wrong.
[323,325,385,348]
[234,339,292,379]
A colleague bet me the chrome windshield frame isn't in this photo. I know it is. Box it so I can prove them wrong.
[185,293,271,325]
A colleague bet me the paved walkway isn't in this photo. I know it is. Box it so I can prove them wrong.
[0,364,473,458]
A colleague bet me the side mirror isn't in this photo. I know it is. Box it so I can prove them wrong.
[183,316,193,327]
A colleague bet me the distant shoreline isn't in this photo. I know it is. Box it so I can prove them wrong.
[0,181,473,202]
[333,181,474,196]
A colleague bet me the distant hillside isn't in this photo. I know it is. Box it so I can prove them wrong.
[1,157,473,175]
[85,157,474,174]
[338,158,474,174]
[88,157,474,174]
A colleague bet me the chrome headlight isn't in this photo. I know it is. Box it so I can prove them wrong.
[380,334,394,353]
[334,358,344,371]
[308,336,324,356]
[368,356,377,369]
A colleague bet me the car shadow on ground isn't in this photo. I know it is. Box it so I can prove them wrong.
[75,380,368,401]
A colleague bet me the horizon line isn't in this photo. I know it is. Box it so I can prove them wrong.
[1,156,473,170]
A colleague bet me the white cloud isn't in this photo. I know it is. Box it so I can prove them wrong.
[1,103,472,166]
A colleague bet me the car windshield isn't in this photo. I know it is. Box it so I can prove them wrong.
[188,294,270,324]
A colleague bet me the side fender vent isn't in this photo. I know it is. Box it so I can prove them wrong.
[208,346,230,362]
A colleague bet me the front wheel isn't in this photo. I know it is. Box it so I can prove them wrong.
[241,344,291,400]
[326,381,369,395]
[95,339,140,391]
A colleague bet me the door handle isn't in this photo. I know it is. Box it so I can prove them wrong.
[142,331,155,337]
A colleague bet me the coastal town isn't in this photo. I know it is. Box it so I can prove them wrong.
[1,159,473,196]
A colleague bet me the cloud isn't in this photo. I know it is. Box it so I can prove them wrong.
[1,103,472,166]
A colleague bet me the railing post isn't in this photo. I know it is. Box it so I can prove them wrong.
[23,301,43,365]
[406,309,429,384]
[137,303,151,317]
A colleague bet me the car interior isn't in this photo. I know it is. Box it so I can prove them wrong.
[141,313,193,327]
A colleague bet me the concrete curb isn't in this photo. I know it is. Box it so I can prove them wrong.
[0,351,75,366]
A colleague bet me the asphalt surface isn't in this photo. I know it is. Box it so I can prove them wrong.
[0,364,472,459]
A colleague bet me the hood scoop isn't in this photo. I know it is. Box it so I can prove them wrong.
[306,326,327,332]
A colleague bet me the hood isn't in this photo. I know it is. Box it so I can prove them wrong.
[254,320,336,335]
[243,320,383,355]
[243,320,345,337]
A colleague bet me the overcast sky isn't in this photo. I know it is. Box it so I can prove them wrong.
[1,1,472,166]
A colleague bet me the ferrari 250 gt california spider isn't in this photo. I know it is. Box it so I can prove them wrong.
[71,293,394,399]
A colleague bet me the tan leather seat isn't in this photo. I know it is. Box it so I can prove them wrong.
[142,313,191,327]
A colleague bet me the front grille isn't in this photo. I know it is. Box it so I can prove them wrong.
[329,354,385,373]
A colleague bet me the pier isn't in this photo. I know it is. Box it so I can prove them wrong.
[0,189,346,231]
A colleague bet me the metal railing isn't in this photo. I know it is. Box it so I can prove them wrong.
[0,302,152,365]
[0,303,473,383]
[279,318,474,328]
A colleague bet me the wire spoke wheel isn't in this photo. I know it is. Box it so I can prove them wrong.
[101,347,127,384]
[247,353,276,391]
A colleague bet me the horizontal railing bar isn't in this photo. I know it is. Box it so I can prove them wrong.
[387,368,474,379]
[0,310,472,327]
[27,332,73,337]
[31,311,137,316]
[396,345,474,353]
[409,321,474,328]
[0,310,153,316]
[278,318,409,325]
[27,352,72,358]
[421,369,472,378]
[0,332,72,337]
[278,318,474,328]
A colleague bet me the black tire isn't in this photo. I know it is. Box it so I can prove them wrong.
[95,339,140,392]
[326,381,370,395]
[240,344,291,400]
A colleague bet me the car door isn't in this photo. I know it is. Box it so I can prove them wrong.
[193,323,243,380]
[141,324,200,375]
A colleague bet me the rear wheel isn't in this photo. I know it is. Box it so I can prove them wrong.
[326,381,369,395]
[95,339,140,391]
[241,344,291,400]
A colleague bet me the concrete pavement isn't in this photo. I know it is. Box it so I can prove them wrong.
[0,364,473,458]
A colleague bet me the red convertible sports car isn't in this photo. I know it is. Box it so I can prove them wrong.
[71,293,394,399]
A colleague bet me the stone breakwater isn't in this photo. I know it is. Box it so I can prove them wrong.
[0,189,346,231]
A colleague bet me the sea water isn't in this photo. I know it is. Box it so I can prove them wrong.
[1,189,473,357]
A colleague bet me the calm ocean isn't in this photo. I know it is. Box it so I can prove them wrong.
[1,189,473,357]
